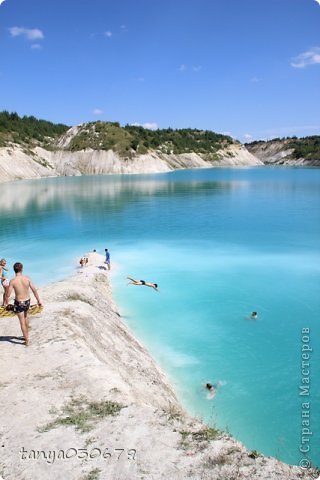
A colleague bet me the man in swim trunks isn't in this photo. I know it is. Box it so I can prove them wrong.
[127,276,159,291]
[4,262,42,346]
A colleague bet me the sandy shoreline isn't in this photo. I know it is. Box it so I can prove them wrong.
[0,252,316,479]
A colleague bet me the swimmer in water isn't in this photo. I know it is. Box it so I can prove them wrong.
[250,311,258,319]
[205,382,217,399]
[127,277,159,291]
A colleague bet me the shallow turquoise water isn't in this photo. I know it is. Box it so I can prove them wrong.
[0,167,319,466]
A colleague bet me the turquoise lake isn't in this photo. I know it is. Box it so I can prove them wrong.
[0,167,319,466]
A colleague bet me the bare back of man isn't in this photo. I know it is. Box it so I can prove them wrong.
[5,262,42,346]
[11,275,33,300]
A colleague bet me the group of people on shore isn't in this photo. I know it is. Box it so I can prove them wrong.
[0,258,42,346]
[78,248,158,292]
[79,256,89,268]
[79,248,111,270]
[78,249,159,290]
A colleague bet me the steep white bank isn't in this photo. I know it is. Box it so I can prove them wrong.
[0,142,262,183]
[246,140,320,166]
[0,145,55,182]
[214,144,262,166]
[0,253,316,480]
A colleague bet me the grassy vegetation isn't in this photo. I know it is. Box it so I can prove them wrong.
[1,112,234,158]
[247,135,320,161]
[190,426,221,442]
[248,450,261,459]
[82,469,101,480]
[164,402,183,422]
[179,426,221,450]
[2,111,320,163]
[124,125,234,156]
[38,396,124,433]
[288,136,320,161]
[66,121,235,158]
[67,121,132,155]
[0,111,69,148]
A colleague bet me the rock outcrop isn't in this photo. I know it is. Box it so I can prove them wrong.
[246,139,320,166]
[0,142,262,183]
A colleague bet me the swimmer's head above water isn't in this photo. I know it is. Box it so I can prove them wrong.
[205,382,217,399]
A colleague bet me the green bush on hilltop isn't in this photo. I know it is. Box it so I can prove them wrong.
[67,121,235,157]
[124,125,234,155]
[68,121,134,156]
[0,111,234,158]
[246,135,320,161]
[0,110,69,147]
[2,111,320,162]
[288,136,320,161]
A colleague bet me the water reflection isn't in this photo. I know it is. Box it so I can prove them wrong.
[0,173,240,216]
[1,168,318,250]
[1,168,317,217]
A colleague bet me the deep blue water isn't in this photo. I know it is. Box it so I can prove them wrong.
[0,167,319,466]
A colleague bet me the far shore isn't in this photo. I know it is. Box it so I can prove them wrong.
[0,141,263,185]
[0,252,317,479]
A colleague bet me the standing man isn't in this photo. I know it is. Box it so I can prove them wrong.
[105,248,111,270]
[4,262,42,346]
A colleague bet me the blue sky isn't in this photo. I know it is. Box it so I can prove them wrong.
[0,0,319,141]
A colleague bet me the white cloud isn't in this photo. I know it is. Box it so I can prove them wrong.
[131,122,158,130]
[291,47,320,68]
[243,133,253,141]
[179,64,202,73]
[92,109,104,115]
[9,26,44,40]
[31,44,42,50]
[104,31,112,37]
[143,122,158,130]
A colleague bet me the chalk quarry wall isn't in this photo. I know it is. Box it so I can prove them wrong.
[246,141,320,166]
[0,143,262,183]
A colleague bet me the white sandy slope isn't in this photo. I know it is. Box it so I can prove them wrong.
[0,143,262,183]
[0,253,315,480]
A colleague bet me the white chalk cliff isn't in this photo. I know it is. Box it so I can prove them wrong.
[0,142,262,184]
